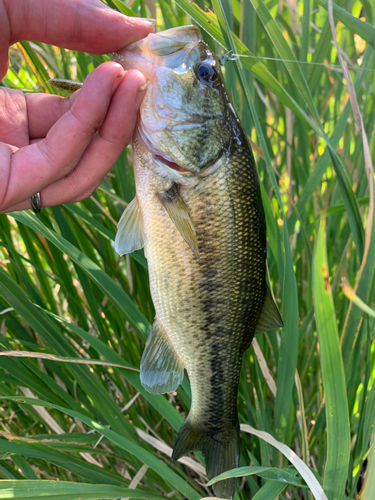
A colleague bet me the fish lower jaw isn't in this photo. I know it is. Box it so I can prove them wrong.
[135,131,199,185]
[153,154,191,175]
[151,155,200,188]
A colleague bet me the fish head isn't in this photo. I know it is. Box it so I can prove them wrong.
[115,26,233,177]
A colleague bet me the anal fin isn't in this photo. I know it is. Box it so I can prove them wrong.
[158,184,199,259]
[115,196,145,256]
[140,319,184,394]
[256,286,283,333]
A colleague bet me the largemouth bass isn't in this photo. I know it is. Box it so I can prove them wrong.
[114,25,283,499]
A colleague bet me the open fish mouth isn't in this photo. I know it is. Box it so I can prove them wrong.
[115,25,206,177]
[136,123,193,176]
[153,154,191,174]
[114,25,202,75]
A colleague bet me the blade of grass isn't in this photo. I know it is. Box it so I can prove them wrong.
[316,0,375,45]
[312,222,350,500]
[208,465,303,487]
[0,350,139,370]
[363,441,375,500]
[10,211,150,341]
[0,480,166,499]
[240,424,327,500]
[248,0,320,128]
[0,396,201,500]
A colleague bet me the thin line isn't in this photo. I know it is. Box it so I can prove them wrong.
[228,54,374,72]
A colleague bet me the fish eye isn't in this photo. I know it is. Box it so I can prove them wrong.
[195,60,217,85]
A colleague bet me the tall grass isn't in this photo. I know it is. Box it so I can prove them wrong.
[0,0,374,499]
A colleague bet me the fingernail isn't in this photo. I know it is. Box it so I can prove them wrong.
[112,69,127,92]
[135,82,150,109]
[132,16,156,27]
[112,62,124,71]
[138,79,150,92]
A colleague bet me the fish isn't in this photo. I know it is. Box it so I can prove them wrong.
[114,25,283,499]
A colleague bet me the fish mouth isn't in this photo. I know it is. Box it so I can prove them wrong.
[154,154,191,174]
[144,25,201,56]
[114,25,202,74]
[136,126,193,177]
[117,26,204,178]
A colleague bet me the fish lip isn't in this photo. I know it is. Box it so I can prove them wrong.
[125,25,201,53]
[135,128,195,177]
[153,154,192,176]
[114,25,202,72]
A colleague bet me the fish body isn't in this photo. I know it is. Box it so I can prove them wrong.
[114,26,282,499]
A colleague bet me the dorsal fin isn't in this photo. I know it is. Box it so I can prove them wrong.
[158,184,200,259]
[115,196,145,256]
[256,286,283,333]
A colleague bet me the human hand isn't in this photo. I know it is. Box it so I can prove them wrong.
[0,0,154,213]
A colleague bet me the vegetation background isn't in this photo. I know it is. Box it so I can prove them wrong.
[0,0,374,498]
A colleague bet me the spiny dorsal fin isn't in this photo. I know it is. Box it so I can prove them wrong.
[158,184,200,259]
[256,286,283,333]
[140,319,184,394]
[115,196,145,256]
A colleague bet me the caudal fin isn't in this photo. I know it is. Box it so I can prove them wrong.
[172,418,240,499]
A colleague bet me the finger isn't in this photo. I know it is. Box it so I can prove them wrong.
[6,0,154,53]
[37,69,147,206]
[0,1,10,79]
[3,69,147,213]
[0,61,126,211]
[0,87,29,147]
[26,93,70,140]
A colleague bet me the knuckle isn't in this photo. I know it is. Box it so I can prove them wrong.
[60,94,73,116]
[67,171,97,203]
[0,142,14,210]
[0,88,27,138]
[70,104,103,134]
[36,140,61,170]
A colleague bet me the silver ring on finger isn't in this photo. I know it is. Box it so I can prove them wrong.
[30,192,42,214]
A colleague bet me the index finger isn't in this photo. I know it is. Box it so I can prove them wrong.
[5,0,155,53]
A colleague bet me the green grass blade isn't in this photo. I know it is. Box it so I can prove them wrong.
[0,480,166,499]
[10,211,150,341]
[248,0,320,127]
[208,465,303,487]
[251,480,287,499]
[0,397,201,500]
[0,440,127,486]
[313,222,350,500]
[316,0,375,46]
[363,437,375,500]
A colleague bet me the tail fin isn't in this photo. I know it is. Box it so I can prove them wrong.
[172,418,240,499]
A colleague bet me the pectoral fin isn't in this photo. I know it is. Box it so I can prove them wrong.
[140,319,185,394]
[158,185,199,258]
[115,196,145,256]
[256,286,283,332]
